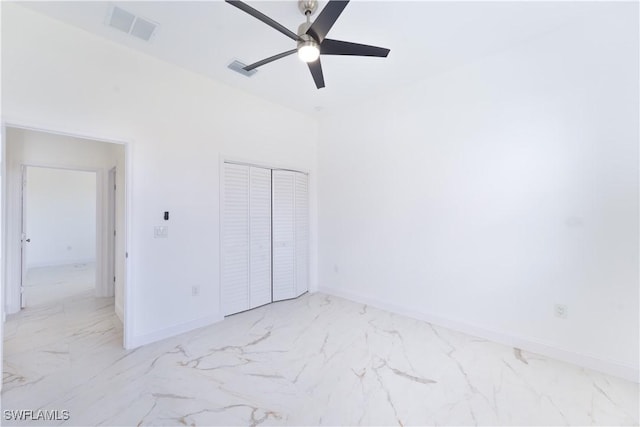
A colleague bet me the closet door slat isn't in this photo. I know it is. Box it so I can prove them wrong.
[272,170,296,301]
[221,163,249,315]
[249,167,272,308]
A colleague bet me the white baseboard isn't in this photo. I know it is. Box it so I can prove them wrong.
[115,302,124,324]
[318,285,639,384]
[127,313,224,349]
[5,300,21,315]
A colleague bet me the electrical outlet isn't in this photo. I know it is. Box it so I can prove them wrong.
[192,286,199,297]
[554,304,568,319]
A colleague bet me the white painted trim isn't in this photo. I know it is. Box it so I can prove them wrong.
[106,166,116,298]
[0,121,5,394]
[26,258,96,270]
[317,285,640,384]
[222,156,310,175]
[18,165,102,304]
[308,171,318,294]
[18,165,103,302]
[1,118,132,147]
[1,119,133,351]
[122,138,134,350]
[20,165,27,309]
[115,302,124,325]
[218,154,226,318]
[20,162,101,173]
[128,314,223,348]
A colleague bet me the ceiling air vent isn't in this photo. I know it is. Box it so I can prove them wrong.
[108,6,135,33]
[107,6,158,42]
[228,60,258,77]
[130,17,156,41]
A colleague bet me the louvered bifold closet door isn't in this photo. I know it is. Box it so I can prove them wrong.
[248,167,272,309]
[272,170,296,301]
[294,172,309,296]
[221,163,250,315]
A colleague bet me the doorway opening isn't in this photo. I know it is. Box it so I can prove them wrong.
[2,126,128,346]
[21,166,100,308]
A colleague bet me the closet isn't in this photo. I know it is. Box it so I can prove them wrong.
[221,162,309,316]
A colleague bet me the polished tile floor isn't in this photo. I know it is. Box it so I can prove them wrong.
[24,263,95,307]
[2,289,638,426]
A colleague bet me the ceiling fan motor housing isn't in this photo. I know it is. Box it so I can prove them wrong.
[297,22,312,37]
[297,22,318,52]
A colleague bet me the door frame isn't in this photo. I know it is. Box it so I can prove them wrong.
[0,119,134,349]
[19,164,102,305]
[219,156,310,317]
[19,165,27,308]
[107,167,117,300]
[1,124,5,392]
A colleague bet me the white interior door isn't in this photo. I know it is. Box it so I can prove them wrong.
[272,170,296,301]
[249,167,272,309]
[221,163,273,315]
[222,164,307,312]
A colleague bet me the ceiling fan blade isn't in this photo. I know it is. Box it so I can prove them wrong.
[244,49,297,71]
[226,1,301,42]
[306,0,349,43]
[308,59,325,89]
[320,39,390,57]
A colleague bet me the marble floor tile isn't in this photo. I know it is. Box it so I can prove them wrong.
[2,291,638,426]
[24,263,95,308]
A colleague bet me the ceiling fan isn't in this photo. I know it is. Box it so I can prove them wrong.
[226,0,390,89]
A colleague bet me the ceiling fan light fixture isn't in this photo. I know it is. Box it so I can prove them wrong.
[298,40,320,63]
[226,0,390,89]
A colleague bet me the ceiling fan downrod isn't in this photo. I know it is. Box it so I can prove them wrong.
[297,0,320,63]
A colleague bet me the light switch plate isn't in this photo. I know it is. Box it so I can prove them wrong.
[154,226,168,238]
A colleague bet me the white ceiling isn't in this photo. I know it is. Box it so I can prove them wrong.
[19,1,619,115]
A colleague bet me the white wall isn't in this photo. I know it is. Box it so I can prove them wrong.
[25,167,96,268]
[317,6,639,380]
[5,128,125,308]
[2,3,318,346]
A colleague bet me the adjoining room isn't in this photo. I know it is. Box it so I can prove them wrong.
[22,166,97,308]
